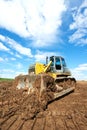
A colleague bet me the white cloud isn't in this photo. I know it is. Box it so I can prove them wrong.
[0,0,66,47]
[0,0,29,37]
[0,67,27,78]
[34,50,61,62]
[0,42,9,51]
[0,35,6,41]
[11,57,16,61]
[4,57,9,61]
[0,57,9,62]
[16,63,23,69]
[0,68,15,78]
[7,37,33,57]
[0,56,16,62]
[0,35,33,57]
[69,0,87,46]
[0,57,4,62]
[71,63,87,80]
[0,69,14,73]
[15,53,22,58]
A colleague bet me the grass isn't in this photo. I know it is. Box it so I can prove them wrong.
[0,78,13,81]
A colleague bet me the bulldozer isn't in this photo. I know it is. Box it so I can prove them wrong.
[13,56,76,119]
[14,56,76,103]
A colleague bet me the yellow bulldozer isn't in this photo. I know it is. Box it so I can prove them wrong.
[14,56,76,110]
[13,56,76,118]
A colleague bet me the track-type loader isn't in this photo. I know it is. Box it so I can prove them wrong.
[14,56,76,118]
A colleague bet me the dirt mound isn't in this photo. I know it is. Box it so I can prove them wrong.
[0,80,87,130]
[0,75,76,121]
[0,75,57,121]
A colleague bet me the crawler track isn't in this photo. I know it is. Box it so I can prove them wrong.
[56,77,76,89]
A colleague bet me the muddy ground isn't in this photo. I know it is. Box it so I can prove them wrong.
[0,80,87,130]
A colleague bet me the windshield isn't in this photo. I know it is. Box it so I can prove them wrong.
[61,58,66,67]
[56,57,61,65]
[50,56,66,67]
[50,57,54,66]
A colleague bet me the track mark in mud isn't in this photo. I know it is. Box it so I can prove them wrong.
[44,116,56,130]
[30,117,45,130]
[45,108,59,130]
[1,115,18,130]
[0,111,18,126]
[77,110,87,125]
[30,118,37,130]
[53,116,66,130]
[22,119,35,130]
[7,116,25,130]
[64,114,78,130]
[71,110,87,130]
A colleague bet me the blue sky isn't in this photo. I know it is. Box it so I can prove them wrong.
[0,0,87,80]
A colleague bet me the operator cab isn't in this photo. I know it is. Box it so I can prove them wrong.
[50,56,67,73]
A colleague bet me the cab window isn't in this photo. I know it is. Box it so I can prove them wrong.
[55,57,61,70]
[62,58,66,67]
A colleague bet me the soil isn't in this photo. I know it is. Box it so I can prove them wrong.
[0,80,87,130]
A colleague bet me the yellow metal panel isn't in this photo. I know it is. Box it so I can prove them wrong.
[35,63,45,74]
[35,61,52,74]
[48,72,71,79]
[43,61,52,72]
[48,72,57,79]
